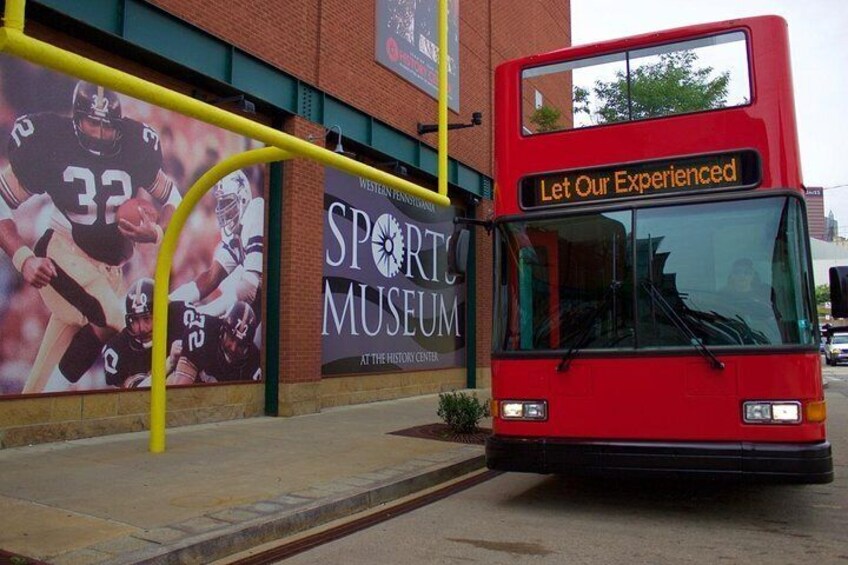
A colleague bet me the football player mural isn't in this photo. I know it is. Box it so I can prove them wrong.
[170,170,264,317]
[167,301,261,385]
[101,278,200,389]
[0,57,266,396]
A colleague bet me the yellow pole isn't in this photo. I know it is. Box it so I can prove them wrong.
[3,0,24,32]
[0,3,449,207]
[438,0,448,198]
[149,147,291,452]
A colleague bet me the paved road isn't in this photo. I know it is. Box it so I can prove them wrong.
[823,355,848,388]
[284,366,848,565]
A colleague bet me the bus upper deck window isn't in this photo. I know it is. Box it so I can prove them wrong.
[521,31,750,135]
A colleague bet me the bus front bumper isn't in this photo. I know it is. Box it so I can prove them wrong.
[486,436,833,484]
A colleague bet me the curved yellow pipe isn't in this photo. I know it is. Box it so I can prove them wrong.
[0,0,456,453]
[150,147,291,452]
[0,23,449,207]
[3,0,24,32]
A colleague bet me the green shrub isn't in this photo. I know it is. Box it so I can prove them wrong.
[437,391,489,434]
[529,105,562,132]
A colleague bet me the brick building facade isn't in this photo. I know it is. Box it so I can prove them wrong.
[806,187,826,240]
[0,1,570,446]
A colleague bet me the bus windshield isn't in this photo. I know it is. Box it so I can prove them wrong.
[495,195,816,352]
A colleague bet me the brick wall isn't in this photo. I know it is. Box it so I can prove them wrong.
[475,199,495,370]
[101,1,571,384]
[279,117,325,385]
[150,0,572,178]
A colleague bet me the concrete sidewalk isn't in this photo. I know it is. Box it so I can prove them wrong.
[0,393,489,565]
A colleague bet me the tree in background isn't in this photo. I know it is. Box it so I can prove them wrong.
[816,284,831,308]
[815,284,832,324]
[574,51,730,125]
[529,105,562,133]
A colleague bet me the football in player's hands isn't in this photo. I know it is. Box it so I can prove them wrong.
[117,198,159,227]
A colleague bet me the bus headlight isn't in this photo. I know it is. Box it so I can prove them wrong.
[500,400,547,421]
[743,401,802,424]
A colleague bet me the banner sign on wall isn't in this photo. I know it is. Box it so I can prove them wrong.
[0,56,266,396]
[375,0,460,112]
[322,168,465,375]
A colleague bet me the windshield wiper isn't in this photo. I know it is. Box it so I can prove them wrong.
[641,280,725,370]
[556,281,621,372]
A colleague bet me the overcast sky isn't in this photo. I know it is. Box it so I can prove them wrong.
[571,0,848,232]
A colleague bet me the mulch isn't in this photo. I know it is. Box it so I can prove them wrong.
[388,422,491,445]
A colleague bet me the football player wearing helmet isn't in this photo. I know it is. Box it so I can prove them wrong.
[0,81,182,393]
[101,279,198,388]
[168,301,261,385]
[170,169,263,316]
[72,80,123,157]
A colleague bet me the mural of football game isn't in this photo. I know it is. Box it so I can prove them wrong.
[0,55,266,396]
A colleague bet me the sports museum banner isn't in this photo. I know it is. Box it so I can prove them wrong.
[322,168,465,375]
[0,56,266,396]
[376,0,460,112]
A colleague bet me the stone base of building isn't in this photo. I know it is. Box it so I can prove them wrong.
[0,384,264,448]
[276,369,476,417]
[319,369,467,410]
[0,370,493,448]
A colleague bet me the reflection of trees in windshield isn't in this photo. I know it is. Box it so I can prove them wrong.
[498,212,633,351]
[636,197,812,348]
[496,196,816,352]
[675,299,772,345]
[639,233,775,346]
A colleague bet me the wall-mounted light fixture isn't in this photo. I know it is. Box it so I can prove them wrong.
[326,125,344,154]
[417,112,482,135]
[305,124,355,157]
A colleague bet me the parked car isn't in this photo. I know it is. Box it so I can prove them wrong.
[824,333,848,365]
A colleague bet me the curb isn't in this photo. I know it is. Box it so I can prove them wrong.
[52,446,485,565]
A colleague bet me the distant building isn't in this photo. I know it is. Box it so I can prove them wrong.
[805,187,827,239]
[826,211,839,241]
[810,238,848,286]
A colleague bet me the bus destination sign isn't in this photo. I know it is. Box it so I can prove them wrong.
[520,151,760,209]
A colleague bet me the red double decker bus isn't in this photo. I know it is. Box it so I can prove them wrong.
[483,16,832,482]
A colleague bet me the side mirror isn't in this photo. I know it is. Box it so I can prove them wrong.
[447,226,470,277]
[829,266,848,318]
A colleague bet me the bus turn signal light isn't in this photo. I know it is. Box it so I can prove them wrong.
[805,400,827,423]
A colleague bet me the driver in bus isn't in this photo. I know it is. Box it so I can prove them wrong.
[722,258,769,300]
[720,257,779,343]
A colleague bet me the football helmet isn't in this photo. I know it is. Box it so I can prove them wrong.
[213,170,251,236]
[125,278,154,349]
[72,81,123,156]
[220,301,257,365]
